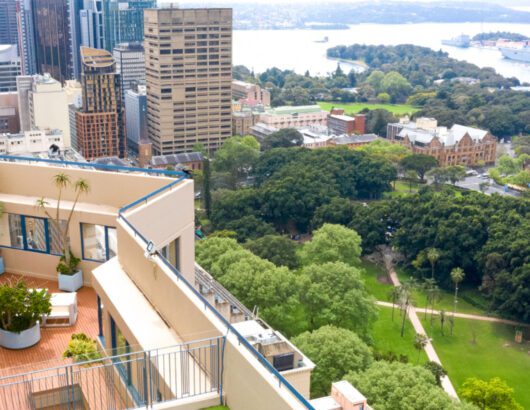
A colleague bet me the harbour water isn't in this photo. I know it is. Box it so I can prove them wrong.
[233,22,530,83]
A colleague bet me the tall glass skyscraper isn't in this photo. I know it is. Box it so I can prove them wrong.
[103,0,156,52]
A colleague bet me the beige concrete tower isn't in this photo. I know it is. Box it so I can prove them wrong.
[144,7,232,154]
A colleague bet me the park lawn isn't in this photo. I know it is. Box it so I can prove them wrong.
[384,180,419,198]
[373,306,428,364]
[358,259,393,301]
[421,317,530,410]
[395,267,487,316]
[317,101,419,115]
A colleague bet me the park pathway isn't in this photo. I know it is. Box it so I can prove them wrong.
[376,301,530,328]
[381,250,460,400]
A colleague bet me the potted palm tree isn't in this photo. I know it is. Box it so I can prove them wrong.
[37,173,90,292]
[0,279,51,349]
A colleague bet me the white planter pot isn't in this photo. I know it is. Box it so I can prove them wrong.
[0,323,41,349]
[58,270,83,292]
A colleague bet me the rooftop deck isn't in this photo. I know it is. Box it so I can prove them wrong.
[0,273,99,377]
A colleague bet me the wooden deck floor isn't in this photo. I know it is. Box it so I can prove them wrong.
[0,273,99,377]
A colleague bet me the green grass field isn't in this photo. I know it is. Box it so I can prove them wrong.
[396,267,488,316]
[318,101,420,115]
[359,259,393,301]
[421,317,530,409]
[373,306,428,364]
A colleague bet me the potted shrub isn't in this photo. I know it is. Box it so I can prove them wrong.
[0,280,51,349]
[0,201,4,275]
[36,173,89,292]
[63,333,101,363]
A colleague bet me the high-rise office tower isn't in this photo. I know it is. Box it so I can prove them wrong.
[113,42,145,99]
[79,0,104,50]
[144,8,233,154]
[0,45,21,92]
[32,0,73,83]
[125,84,146,152]
[0,0,18,46]
[16,0,38,75]
[75,46,125,159]
[103,0,156,52]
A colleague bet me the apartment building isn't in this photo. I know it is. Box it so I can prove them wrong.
[0,157,318,410]
[327,110,366,136]
[0,129,63,154]
[259,105,328,129]
[144,7,233,154]
[76,47,126,159]
[387,117,497,166]
[0,45,21,92]
[232,79,271,106]
[113,42,146,98]
[17,73,71,146]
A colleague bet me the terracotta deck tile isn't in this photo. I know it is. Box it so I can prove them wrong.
[0,273,99,377]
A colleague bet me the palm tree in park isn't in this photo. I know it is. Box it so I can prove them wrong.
[388,286,401,322]
[414,333,429,363]
[450,267,465,336]
[427,248,440,280]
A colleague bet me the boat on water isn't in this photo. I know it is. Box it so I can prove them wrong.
[499,42,530,63]
[314,36,329,43]
[441,34,470,48]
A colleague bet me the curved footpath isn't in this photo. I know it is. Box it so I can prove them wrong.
[381,252,459,399]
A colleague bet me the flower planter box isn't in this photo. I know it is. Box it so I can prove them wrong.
[0,323,41,349]
[58,270,83,292]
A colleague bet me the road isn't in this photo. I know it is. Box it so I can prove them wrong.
[455,175,520,197]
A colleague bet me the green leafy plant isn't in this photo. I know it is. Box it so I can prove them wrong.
[56,252,81,276]
[0,280,51,333]
[36,173,90,275]
[63,333,101,363]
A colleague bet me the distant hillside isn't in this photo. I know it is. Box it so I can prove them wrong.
[472,32,530,42]
[185,1,530,29]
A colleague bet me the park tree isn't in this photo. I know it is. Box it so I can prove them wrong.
[195,237,241,272]
[414,333,429,364]
[245,235,299,269]
[446,165,467,185]
[210,188,261,229]
[299,262,378,339]
[424,361,447,387]
[357,139,410,165]
[349,201,391,254]
[219,256,302,335]
[450,267,465,335]
[364,109,398,137]
[427,248,441,280]
[345,361,473,410]
[427,167,450,188]
[213,135,260,188]
[262,128,303,150]
[202,157,212,218]
[459,377,523,410]
[311,198,353,229]
[380,71,413,102]
[400,154,438,182]
[300,224,362,266]
[366,70,385,93]
[293,326,373,398]
[224,215,276,242]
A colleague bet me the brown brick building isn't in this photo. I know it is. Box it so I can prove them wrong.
[387,118,496,166]
[76,47,126,159]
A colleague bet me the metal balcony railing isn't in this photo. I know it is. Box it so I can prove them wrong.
[0,337,223,410]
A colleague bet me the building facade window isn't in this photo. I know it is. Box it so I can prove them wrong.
[0,213,67,255]
[160,236,180,271]
[81,224,117,262]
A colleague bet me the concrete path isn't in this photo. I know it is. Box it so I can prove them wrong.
[381,251,460,399]
[376,301,530,328]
